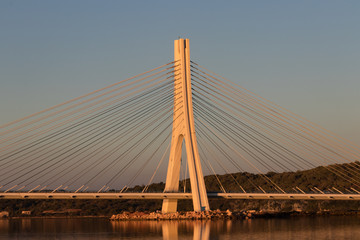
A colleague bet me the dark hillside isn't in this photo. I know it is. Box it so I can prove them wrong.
[1,162,359,216]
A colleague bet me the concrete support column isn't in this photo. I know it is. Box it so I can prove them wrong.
[162,39,210,213]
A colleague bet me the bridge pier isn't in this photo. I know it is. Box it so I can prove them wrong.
[162,39,210,213]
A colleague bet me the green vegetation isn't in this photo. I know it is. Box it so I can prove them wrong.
[1,162,359,217]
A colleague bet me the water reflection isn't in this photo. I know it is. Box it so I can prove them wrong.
[161,221,179,240]
[109,216,360,240]
[110,220,212,240]
[0,216,359,239]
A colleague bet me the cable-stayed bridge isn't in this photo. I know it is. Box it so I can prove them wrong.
[1,39,360,213]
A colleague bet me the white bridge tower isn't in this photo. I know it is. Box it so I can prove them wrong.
[162,39,210,213]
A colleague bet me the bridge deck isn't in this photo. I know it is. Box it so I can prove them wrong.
[0,192,359,200]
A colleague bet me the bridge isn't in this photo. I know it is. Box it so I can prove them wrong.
[1,39,360,213]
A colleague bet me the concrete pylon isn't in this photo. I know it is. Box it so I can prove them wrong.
[162,39,210,213]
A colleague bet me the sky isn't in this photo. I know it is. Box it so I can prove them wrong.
[1,0,360,146]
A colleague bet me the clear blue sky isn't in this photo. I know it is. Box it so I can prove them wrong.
[1,0,360,144]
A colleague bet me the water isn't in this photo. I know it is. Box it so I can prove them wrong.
[0,216,359,239]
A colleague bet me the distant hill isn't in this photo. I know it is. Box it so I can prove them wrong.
[1,162,359,216]
[137,161,360,194]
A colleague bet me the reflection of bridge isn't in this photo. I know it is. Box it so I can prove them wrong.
[111,220,211,240]
[1,39,360,212]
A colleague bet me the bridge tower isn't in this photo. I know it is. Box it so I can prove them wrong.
[162,39,210,213]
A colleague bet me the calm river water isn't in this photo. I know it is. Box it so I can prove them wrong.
[0,216,359,239]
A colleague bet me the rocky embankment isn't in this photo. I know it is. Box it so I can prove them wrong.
[110,209,289,221]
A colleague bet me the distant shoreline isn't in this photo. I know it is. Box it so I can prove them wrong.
[3,215,109,219]
[109,209,360,221]
[1,210,359,221]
